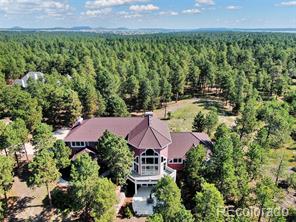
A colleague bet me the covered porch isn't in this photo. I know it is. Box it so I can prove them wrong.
[128,166,176,194]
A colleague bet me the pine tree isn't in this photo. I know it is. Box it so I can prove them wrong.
[105,94,129,117]
[32,123,55,151]
[247,143,264,180]
[28,148,61,207]
[204,110,219,135]
[10,118,29,161]
[236,98,258,139]
[182,145,206,208]
[160,77,173,118]
[138,79,153,111]
[97,131,133,185]
[255,177,280,222]
[154,176,193,222]
[194,182,224,222]
[192,111,206,132]
[50,140,71,169]
[70,153,117,221]
[0,156,15,211]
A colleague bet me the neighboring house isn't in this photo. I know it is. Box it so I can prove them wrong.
[14,72,44,88]
[64,113,212,194]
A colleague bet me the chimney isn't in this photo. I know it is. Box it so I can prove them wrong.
[144,112,153,126]
[73,117,83,128]
[144,111,153,117]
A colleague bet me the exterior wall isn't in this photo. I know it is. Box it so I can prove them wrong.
[131,146,169,176]
[168,163,184,171]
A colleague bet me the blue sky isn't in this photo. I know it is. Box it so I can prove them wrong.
[0,0,296,28]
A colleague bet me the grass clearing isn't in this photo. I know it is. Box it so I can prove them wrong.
[266,141,296,169]
[153,96,237,132]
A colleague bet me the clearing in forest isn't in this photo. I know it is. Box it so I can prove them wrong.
[152,96,237,132]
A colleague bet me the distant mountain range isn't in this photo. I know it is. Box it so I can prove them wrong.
[1,26,296,34]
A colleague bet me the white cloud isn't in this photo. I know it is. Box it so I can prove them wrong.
[226,5,241,10]
[83,8,112,16]
[182,8,201,14]
[195,0,215,6]
[85,0,148,9]
[117,10,142,18]
[159,11,178,16]
[0,0,72,17]
[276,1,296,7]
[124,13,142,18]
[129,4,159,11]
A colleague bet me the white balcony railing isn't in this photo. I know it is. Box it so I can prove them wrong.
[128,166,176,183]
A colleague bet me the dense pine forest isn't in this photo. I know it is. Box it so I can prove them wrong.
[0,32,296,128]
[0,32,296,221]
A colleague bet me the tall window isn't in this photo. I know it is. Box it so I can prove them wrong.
[134,156,139,173]
[141,149,159,176]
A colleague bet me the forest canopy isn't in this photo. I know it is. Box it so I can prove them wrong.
[0,32,296,128]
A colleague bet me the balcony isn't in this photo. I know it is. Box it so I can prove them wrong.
[128,166,176,184]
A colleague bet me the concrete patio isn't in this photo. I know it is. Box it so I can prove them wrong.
[132,187,156,216]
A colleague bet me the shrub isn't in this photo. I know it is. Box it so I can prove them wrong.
[122,204,133,219]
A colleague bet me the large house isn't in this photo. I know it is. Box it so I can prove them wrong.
[64,113,212,194]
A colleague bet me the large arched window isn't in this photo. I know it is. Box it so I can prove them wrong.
[141,149,159,176]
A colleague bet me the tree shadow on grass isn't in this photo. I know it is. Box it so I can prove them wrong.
[8,196,56,222]
[7,196,43,221]
[194,98,234,117]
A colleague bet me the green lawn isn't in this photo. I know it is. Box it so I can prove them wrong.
[157,97,237,132]
[266,141,296,169]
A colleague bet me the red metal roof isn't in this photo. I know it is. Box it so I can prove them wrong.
[71,148,96,161]
[64,117,144,142]
[64,117,211,155]
[128,116,172,149]
[64,116,172,149]
[168,132,211,159]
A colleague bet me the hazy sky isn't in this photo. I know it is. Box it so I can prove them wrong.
[0,0,296,29]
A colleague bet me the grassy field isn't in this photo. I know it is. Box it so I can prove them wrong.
[266,141,296,170]
[153,96,296,171]
[153,96,237,132]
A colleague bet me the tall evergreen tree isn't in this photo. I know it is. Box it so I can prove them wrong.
[50,140,71,169]
[28,148,61,207]
[194,182,224,222]
[154,176,193,222]
[32,123,55,151]
[0,156,15,211]
[70,153,117,221]
[97,131,133,185]
[182,145,206,208]
[236,98,258,139]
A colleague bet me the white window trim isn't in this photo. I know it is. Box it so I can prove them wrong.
[140,149,160,176]
[71,141,86,148]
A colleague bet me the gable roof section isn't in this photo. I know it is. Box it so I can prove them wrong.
[128,117,172,149]
[71,148,96,161]
[168,132,212,159]
[64,117,144,142]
